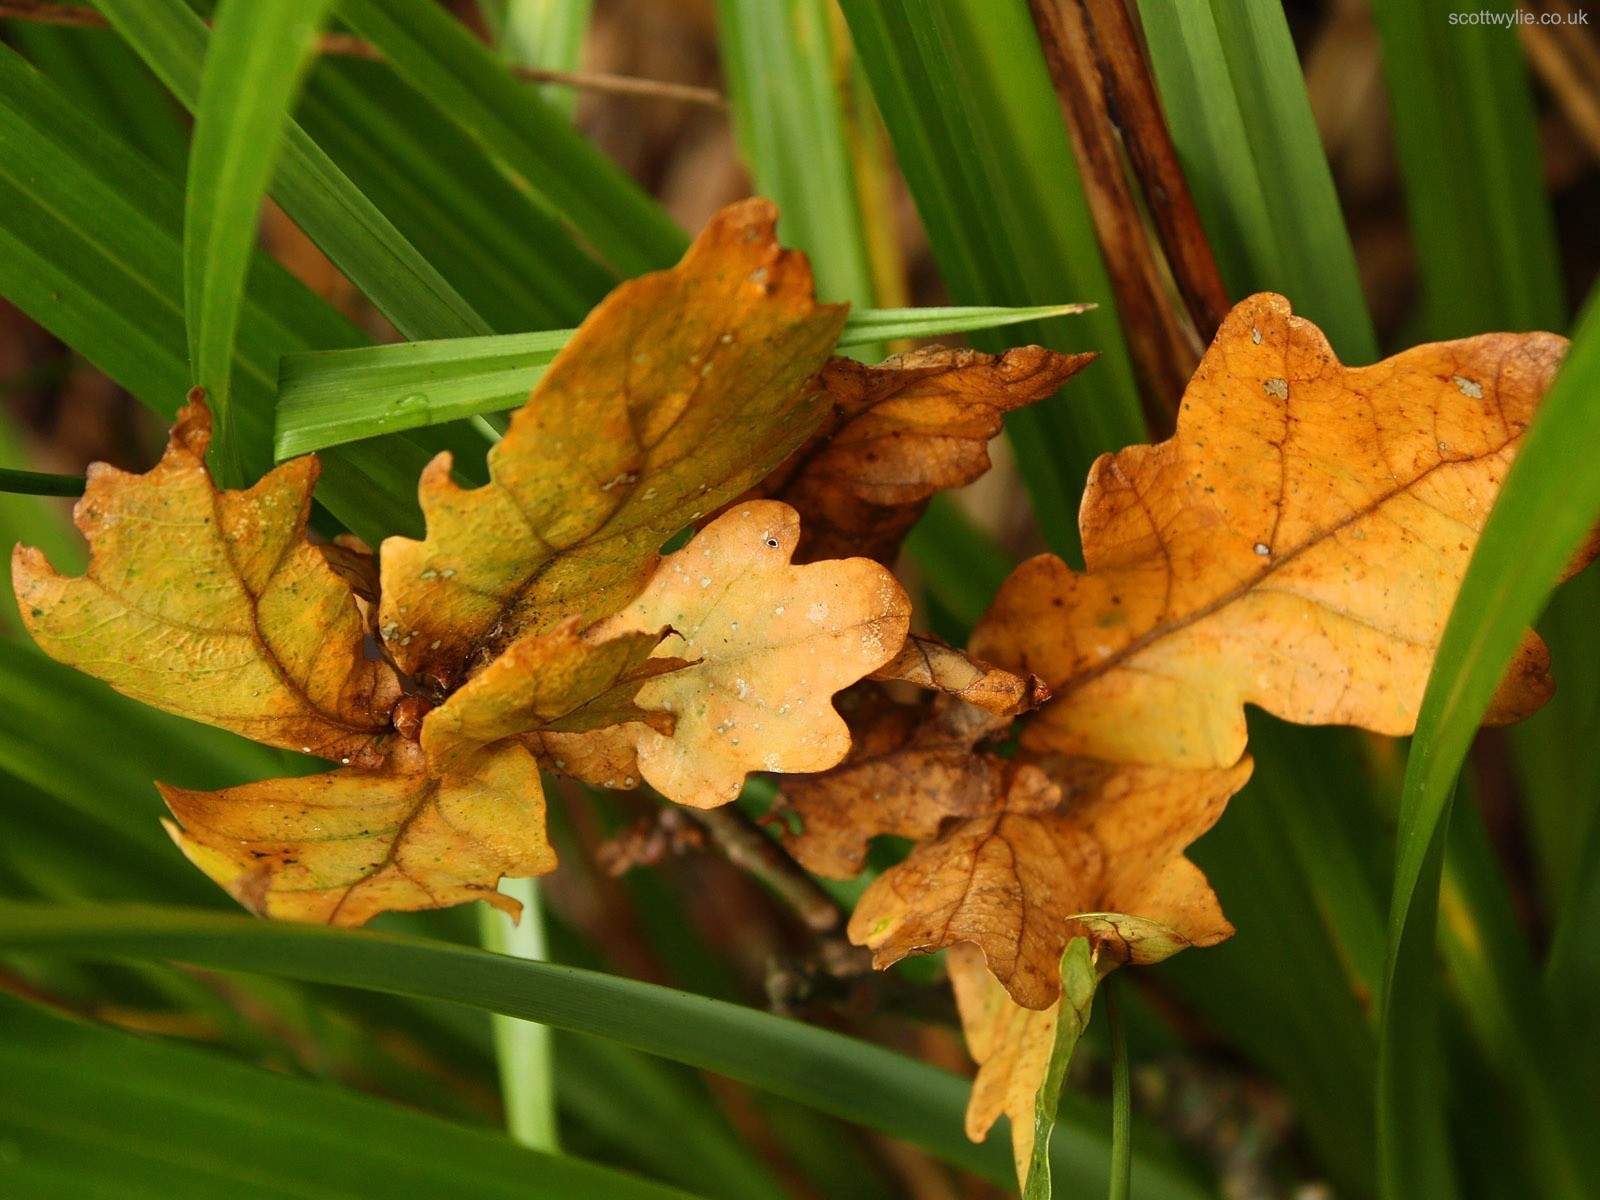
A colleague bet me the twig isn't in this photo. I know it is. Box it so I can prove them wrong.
[1083,0,1232,343]
[688,805,849,935]
[1028,0,1203,432]
[0,1,728,109]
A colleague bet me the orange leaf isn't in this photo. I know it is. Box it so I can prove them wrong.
[379,199,848,688]
[870,632,1048,716]
[12,400,399,767]
[162,739,553,925]
[849,755,1249,1007]
[753,346,1093,564]
[780,695,1051,879]
[584,500,911,806]
[973,293,1572,768]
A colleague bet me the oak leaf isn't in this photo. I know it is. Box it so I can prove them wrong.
[780,695,1055,879]
[870,632,1048,717]
[848,755,1248,1008]
[12,401,400,768]
[162,739,552,924]
[380,199,848,688]
[583,500,912,807]
[752,346,1093,563]
[973,294,1573,768]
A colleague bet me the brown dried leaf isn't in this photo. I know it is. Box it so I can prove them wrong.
[586,500,912,806]
[379,199,848,688]
[870,632,1048,716]
[162,739,553,925]
[12,400,399,767]
[973,294,1574,768]
[849,755,1249,1007]
[752,346,1093,564]
[780,696,1049,879]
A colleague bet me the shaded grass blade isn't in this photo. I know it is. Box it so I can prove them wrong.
[0,901,1211,1200]
[0,992,707,1200]
[93,0,492,342]
[1379,292,1600,1200]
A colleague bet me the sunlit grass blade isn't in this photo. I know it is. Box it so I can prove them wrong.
[1135,0,1376,363]
[839,0,1146,562]
[272,303,1096,458]
[483,0,595,115]
[183,0,335,485]
[0,992,708,1200]
[1379,292,1600,1200]
[480,877,559,1152]
[718,0,876,313]
[338,0,684,278]
[93,0,492,343]
[0,901,1211,1200]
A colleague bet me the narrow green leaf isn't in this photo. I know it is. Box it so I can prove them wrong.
[0,901,1210,1200]
[484,0,595,115]
[0,992,706,1200]
[1022,938,1098,1200]
[1106,974,1133,1200]
[839,0,1147,562]
[0,41,486,544]
[184,0,336,483]
[272,304,1094,458]
[1136,0,1377,363]
[0,468,85,498]
[1379,291,1600,1200]
[480,877,560,1153]
[93,0,493,342]
[718,0,877,312]
[337,0,685,278]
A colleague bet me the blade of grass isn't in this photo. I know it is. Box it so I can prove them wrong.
[839,0,1147,562]
[479,877,559,1153]
[0,468,86,497]
[485,0,594,115]
[0,992,708,1200]
[337,0,684,278]
[93,0,493,342]
[1135,0,1377,363]
[184,0,336,484]
[0,900,1211,1200]
[0,41,486,543]
[1379,291,1600,1200]
[272,303,1094,457]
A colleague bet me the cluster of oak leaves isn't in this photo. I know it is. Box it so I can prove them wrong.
[12,199,1583,1185]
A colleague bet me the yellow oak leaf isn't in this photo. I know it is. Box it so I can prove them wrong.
[420,618,686,774]
[161,739,552,925]
[753,346,1094,563]
[972,293,1575,768]
[849,755,1249,1007]
[380,199,848,688]
[12,400,399,767]
[584,500,912,807]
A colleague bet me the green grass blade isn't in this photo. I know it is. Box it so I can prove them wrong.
[839,0,1146,562]
[184,0,336,484]
[93,0,492,342]
[1136,0,1377,363]
[272,304,1094,457]
[1368,0,1562,337]
[0,41,489,544]
[479,877,560,1153]
[0,992,707,1200]
[0,469,85,498]
[337,0,685,278]
[486,0,595,115]
[298,58,614,329]
[718,0,876,313]
[0,901,1210,1200]
[1379,292,1600,1200]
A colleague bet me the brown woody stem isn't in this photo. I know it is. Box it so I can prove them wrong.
[687,805,850,935]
